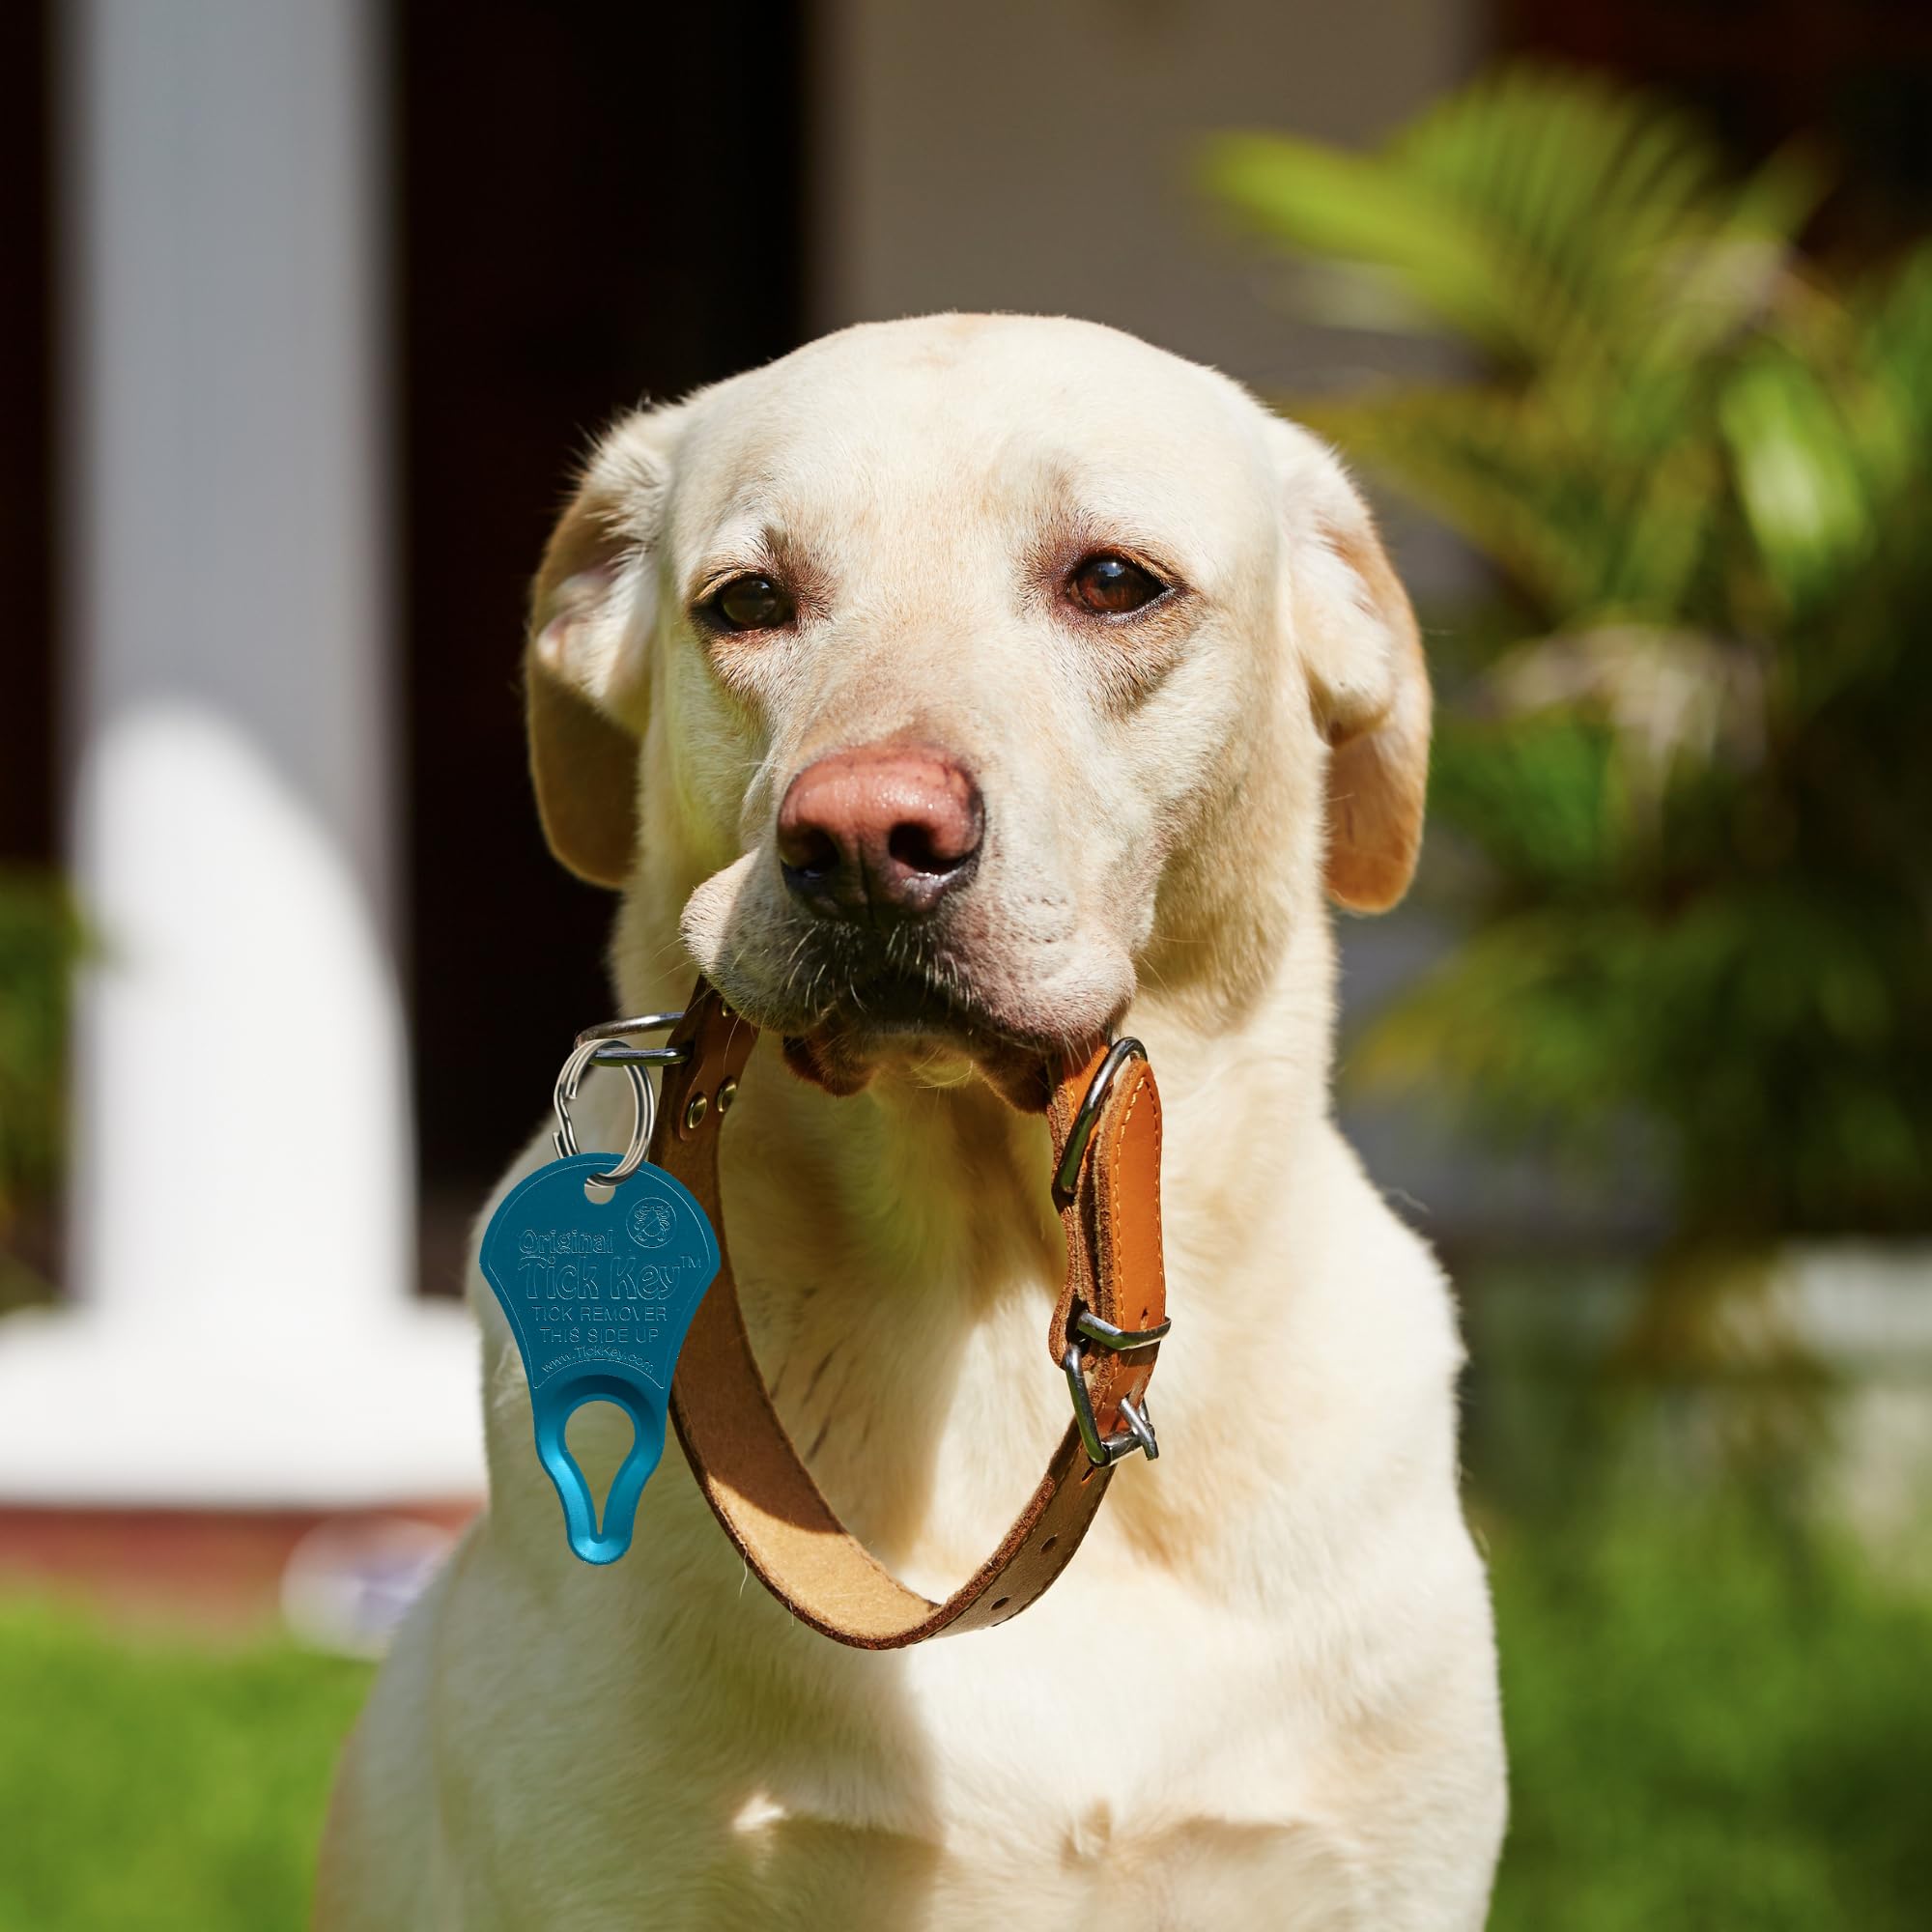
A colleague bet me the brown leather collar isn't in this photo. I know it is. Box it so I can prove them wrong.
[647,979,1169,1649]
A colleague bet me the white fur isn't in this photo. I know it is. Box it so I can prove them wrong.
[317,317,1506,1930]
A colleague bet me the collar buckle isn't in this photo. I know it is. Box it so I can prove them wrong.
[1062,1306,1171,1466]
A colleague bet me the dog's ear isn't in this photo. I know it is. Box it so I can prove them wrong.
[525,407,683,888]
[1272,420,1432,913]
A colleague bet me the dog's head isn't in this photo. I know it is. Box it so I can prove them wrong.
[526,316,1427,1101]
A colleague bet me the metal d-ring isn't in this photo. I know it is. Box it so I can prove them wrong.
[1051,1036,1148,1210]
[552,1038,655,1188]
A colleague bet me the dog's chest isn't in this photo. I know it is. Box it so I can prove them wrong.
[463,1557,1363,1931]
[868,1565,1331,1829]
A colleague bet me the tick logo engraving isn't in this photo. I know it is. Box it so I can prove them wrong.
[628,1197,675,1249]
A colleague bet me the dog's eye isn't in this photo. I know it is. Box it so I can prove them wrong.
[705,574,794,632]
[1066,554,1167,616]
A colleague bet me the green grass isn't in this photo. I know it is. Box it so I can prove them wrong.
[2,1502,1929,1928]
[0,1601,371,1932]
[1488,1507,1932,1930]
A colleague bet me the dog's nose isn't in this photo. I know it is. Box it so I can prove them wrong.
[777,743,983,923]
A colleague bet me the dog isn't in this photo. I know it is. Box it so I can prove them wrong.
[317,314,1506,1930]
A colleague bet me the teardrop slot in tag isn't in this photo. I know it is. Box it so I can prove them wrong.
[531,1375,667,1564]
[567,1398,634,1521]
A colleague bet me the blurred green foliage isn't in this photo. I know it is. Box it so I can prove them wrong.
[0,1600,369,1932]
[0,872,81,1309]
[1207,66,1932,1247]
[1464,1252,1932,1927]
[1489,1502,1932,1930]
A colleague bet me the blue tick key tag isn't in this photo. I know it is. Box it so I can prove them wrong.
[479,1021,720,1565]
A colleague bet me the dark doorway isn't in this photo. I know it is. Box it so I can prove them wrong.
[0,0,54,869]
[392,1,808,1287]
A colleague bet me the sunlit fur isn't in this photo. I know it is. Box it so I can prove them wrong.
[317,317,1505,1931]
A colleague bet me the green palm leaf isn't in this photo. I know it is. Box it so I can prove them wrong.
[1208,62,1932,1244]
[1205,65,1808,381]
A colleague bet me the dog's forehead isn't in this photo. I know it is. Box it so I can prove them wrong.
[668,317,1272,565]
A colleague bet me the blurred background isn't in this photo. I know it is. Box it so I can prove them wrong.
[2,2,1929,1926]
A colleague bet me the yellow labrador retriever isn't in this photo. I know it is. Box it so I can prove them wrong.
[317,315,1506,1930]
